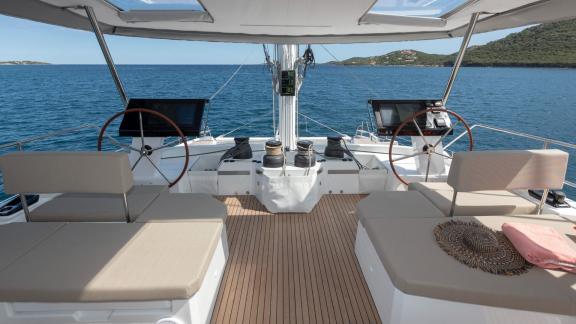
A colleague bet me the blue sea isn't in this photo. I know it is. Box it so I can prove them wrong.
[1,65,575,199]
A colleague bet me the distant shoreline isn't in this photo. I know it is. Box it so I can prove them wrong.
[1,63,575,69]
[324,63,576,68]
[330,20,576,69]
[0,61,49,65]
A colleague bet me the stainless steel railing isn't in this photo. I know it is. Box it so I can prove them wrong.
[0,124,100,151]
[445,123,576,189]
[445,124,576,151]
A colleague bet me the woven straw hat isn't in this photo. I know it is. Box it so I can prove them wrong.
[434,220,532,275]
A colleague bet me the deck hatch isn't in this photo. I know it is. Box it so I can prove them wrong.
[367,0,468,17]
[105,0,205,11]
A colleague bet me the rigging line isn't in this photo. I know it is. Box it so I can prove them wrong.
[209,46,257,101]
[263,44,275,72]
[217,110,274,138]
[203,47,258,133]
[272,83,276,136]
[366,101,376,133]
[298,112,349,138]
[320,45,379,97]
[162,149,266,160]
[268,44,284,138]
[209,64,244,101]
[268,44,276,137]
[302,45,316,77]
[341,138,366,170]
[320,45,378,132]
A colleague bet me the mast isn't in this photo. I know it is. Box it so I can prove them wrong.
[276,44,300,151]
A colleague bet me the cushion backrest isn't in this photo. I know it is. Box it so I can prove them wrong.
[0,152,133,194]
[447,149,568,192]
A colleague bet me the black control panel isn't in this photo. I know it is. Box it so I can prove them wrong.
[119,98,207,137]
[370,99,451,136]
[280,70,296,96]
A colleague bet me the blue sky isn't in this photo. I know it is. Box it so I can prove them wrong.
[0,14,526,64]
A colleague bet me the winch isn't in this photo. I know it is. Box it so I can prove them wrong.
[324,136,345,159]
[220,137,253,161]
[294,140,316,168]
[263,140,284,168]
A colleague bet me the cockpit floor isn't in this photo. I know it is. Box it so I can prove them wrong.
[210,194,381,324]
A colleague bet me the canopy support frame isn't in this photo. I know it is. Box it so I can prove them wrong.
[442,12,481,105]
[84,6,128,106]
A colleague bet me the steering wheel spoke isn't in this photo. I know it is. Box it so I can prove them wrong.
[431,151,453,160]
[144,154,171,184]
[388,108,473,186]
[412,120,430,146]
[150,138,183,153]
[138,112,146,148]
[131,154,144,171]
[97,108,190,188]
[433,119,460,148]
[103,134,140,153]
[391,151,424,163]
[424,154,432,182]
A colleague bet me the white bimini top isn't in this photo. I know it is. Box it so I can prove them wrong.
[0,0,575,43]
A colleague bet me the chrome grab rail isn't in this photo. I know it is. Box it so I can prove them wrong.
[0,124,100,151]
[354,128,380,143]
[564,180,576,190]
[445,123,576,189]
[445,124,576,151]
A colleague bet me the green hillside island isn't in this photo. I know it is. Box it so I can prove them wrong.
[331,19,576,68]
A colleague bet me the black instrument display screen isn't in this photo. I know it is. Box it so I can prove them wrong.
[370,99,447,136]
[377,103,426,128]
[280,70,296,96]
[119,98,207,137]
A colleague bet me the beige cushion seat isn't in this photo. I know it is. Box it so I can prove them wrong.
[0,222,64,271]
[0,222,223,302]
[408,182,538,216]
[362,213,576,316]
[0,152,134,195]
[30,185,167,222]
[357,191,445,223]
[135,193,227,223]
[0,151,138,222]
[407,150,568,217]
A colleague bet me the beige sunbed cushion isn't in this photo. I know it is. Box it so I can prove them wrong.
[30,185,167,222]
[448,149,568,192]
[362,214,576,316]
[408,182,538,216]
[357,191,445,225]
[0,222,63,271]
[0,222,223,302]
[0,151,133,194]
[135,193,227,223]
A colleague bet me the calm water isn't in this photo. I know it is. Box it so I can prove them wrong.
[0,65,575,198]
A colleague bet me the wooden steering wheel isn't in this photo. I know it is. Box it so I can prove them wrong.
[388,108,473,185]
[97,108,190,188]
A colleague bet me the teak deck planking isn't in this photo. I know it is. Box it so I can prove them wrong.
[210,195,381,324]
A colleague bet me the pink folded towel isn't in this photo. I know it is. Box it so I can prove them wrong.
[502,222,576,273]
